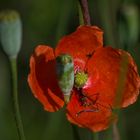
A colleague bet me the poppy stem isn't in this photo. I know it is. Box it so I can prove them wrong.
[112,123,120,140]
[71,124,81,140]
[78,0,91,25]
[93,132,99,140]
[10,58,26,140]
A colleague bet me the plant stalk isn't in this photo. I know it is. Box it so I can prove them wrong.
[71,124,81,140]
[78,0,91,25]
[10,58,26,140]
[93,132,99,140]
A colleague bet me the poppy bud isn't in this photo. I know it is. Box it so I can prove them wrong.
[56,54,74,103]
[0,10,22,58]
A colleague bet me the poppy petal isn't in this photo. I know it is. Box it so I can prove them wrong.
[83,47,140,108]
[28,45,64,112]
[66,90,116,132]
[55,26,103,71]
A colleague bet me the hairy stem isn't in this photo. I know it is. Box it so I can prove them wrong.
[78,0,91,25]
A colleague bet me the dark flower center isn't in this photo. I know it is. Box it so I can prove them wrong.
[76,92,99,117]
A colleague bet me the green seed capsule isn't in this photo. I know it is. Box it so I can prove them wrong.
[56,54,74,103]
[0,10,22,58]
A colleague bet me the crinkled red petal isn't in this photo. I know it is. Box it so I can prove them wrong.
[55,25,103,71]
[83,47,140,108]
[28,45,64,112]
[66,90,116,132]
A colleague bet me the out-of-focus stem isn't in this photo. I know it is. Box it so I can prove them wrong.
[10,58,26,140]
[93,133,99,140]
[112,123,120,140]
[71,124,81,140]
[77,0,84,25]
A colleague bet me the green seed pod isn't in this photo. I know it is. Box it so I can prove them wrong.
[56,54,74,103]
[0,10,22,58]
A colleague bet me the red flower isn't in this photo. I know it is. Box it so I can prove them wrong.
[28,26,140,132]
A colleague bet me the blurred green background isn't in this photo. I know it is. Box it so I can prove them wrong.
[0,0,140,140]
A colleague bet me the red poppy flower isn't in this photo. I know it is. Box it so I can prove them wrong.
[28,26,140,132]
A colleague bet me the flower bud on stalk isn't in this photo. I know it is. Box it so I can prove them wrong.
[0,10,22,59]
[56,54,74,104]
[0,10,25,140]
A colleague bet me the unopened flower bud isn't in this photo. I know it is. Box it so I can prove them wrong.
[0,10,22,58]
[56,54,74,103]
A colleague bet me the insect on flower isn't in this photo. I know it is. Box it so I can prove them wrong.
[28,25,140,132]
[75,92,99,117]
[56,54,74,103]
[75,91,113,117]
[55,53,110,117]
